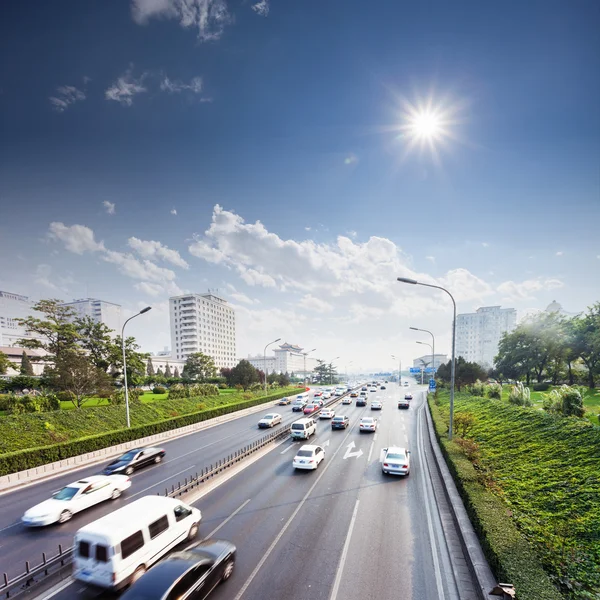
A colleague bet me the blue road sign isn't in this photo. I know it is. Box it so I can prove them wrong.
[409,367,421,373]
[429,378,436,389]
[424,367,435,373]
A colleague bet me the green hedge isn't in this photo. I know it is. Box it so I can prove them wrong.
[0,388,296,476]
[429,391,599,599]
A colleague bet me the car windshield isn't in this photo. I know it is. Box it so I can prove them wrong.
[54,486,79,501]
[296,450,313,457]
[118,451,138,461]
[263,415,274,419]
[362,419,373,424]
[291,423,305,430]
[333,417,344,422]
[387,453,405,460]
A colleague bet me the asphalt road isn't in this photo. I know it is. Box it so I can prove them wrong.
[0,388,318,581]
[34,383,465,600]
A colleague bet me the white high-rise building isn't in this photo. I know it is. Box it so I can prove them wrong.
[169,293,236,369]
[456,306,517,368]
[61,298,122,334]
[0,290,37,347]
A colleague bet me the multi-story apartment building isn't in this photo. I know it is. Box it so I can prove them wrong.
[456,306,517,368]
[61,298,122,334]
[0,290,38,347]
[245,343,318,376]
[170,293,236,369]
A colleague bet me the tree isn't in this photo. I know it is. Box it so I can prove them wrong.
[313,360,328,382]
[267,371,279,385]
[572,303,600,388]
[0,351,13,375]
[173,366,180,379]
[146,357,155,376]
[17,299,80,364]
[20,351,35,375]
[230,359,260,390]
[46,350,113,408]
[220,367,234,387]
[74,316,113,371]
[164,363,172,378]
[182,352,217,382]
[436,357,486,391]
[278,371,291,387]
[107,336,148,387]
[156,367,164,377]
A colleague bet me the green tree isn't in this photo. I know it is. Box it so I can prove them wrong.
[17,299,80,364]
[74,316,113,371]
[182,352,217,382]
[20,350,35,375]
[173,366,180,379]
[146,357,155,376]
[313,359,328,382]
[230,359,260,390]
[220,367,233,386]
[572,303,600,388]
[0,351,13,375]
[107,336,148,387]
[278,371,291,387]
[436,357,486,391]
[46,350,113,408]
[156,367,164,377]
[164,363,172,378]
[267,371,279,385]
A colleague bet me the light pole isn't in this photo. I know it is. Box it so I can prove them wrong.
[263,338,281,394]
[410,326,436,385]
[398,277,457,440]
[416,341,433,384]
[122,306,152,428]
[302,348,317,388]
[391,354,402,386]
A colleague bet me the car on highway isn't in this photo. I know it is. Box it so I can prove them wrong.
[320,408,335,419]
[258,413,283,428]
[404,382,409,387]
[290,417,317,439]
[314,391,323,398]
[359,417,377,432]
[342,395,352,404]
[303,403,319,414]
[292,399,308,412]
[382,447,411,476]
[314,398,324,407]
[322,392,332,399]
[120,538,236,600]
[331,415,349,429]
[293,445,325,470]
[369,387,377,392]
[361,386,368,391]
[356,395,368,406]
[350,391,358,398]
[277,397,292,405]
[380,385,386,390]
[334,388,344,396]
[102,447,166,476]
[22,475,131,526]
[371,400,383,410]
[404,393,413,400]
[398,398,410,409]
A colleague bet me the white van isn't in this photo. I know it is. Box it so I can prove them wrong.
[290,417,317,440]
[73,496,201,591]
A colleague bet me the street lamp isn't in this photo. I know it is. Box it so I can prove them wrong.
[302,348,317,388]
[122,306,152,428]
[398,276,457,440]
[410,327,436,385]
[263,338,281,394]
[391,354,402,386]
[416,341,433,384]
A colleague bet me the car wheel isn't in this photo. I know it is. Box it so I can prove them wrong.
[406,471,410,477]
[188,522,199,540]
[111,488,121,500]
[222,559,235,581]
[58,510,72,524]
[130,565,146,586]
[125,466,134,475]
[154,455,162,464]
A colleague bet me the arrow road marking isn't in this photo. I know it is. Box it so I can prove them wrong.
[322,439,330,447]
[342,441,364,460]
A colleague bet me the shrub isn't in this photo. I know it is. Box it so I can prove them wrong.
[218,383,228,389]
[533,382,551,392]
[543,385,585,418]
[152,386,167,395]
[469,380,485,396]
[56,391,76,404]
[486,383,502,399]
[508,382,532,407]
[453,411,477,438]
[168,384,189,399]
[0,394,11,411]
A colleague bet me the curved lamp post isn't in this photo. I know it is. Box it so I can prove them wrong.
[416,340,433,384]
[391,354,402,386]
[264,338,281,394]
[303,348,317,388]
[410,326,436,382]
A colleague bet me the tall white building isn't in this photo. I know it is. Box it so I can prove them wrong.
[0,290,37,347]
[61,298,122,334]
[245,343,318,376]
[170,293,236,369]
[456,306,517,368]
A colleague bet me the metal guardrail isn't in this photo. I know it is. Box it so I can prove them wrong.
[0,386,357,599]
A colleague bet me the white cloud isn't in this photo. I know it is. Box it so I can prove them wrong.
[439,268,494,303]
[135,281,184,297]
[556,251,563,256]
[497,277,564,301]
[481,242,489,248]
[160,76,203,94]
[105,69,147,106]
[251,0,269,16]
[49,85,86,112]
[171,208,178,215]
[426,256,435,263]
[103,201,116,215]
[131,0,231,42]
[34,264,62,292]
[128,237,189,269]
[346,230,357,238]
[230,292,258,305]
[298,294,334,313]
[103,250,177,283]
[48,222,105,254]
[305,227,311,231]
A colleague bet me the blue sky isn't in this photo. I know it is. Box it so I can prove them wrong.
[1,0,599,370]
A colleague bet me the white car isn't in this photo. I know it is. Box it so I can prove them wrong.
[334,389,344,396]
[258,413,283,428]
[371,400,383,410]
[22,475,131,526]
[342,395,352,404]
[320,408,335,419]
[323,392,332,399]
[293,445,325,470]
[359,417,378,432]
[382,446,411,476]
[369,387,377,393]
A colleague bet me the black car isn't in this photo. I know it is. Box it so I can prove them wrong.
[361,386,368,391]
[331,415,350,429]
[356,397,367,407]
[102,447,166,476]
[380,385,386,390]
[121,539,236,600]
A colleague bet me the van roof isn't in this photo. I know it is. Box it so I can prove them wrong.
[292,417,313,424]
[76,496,184,539]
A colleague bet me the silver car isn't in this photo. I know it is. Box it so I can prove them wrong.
[382,447,411,476]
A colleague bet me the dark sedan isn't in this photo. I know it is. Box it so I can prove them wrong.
[331,415,349,429]
[356,397,367,406]
[102,447,165,476]
[121,539,236,600]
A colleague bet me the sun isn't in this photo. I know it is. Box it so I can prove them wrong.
[410,111,443,140]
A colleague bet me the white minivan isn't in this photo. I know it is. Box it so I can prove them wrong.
[290,417,317,440]
[73,495,201,591]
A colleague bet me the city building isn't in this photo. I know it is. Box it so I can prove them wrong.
[0,290,37,347]
[456,305,517,368]
[244,342,318,377]
[169,293,236,369]
[146,355,187,375]
[412,354,448,370]
[0,346,48,375]
[61,298,122,334]
[544,300,578,317]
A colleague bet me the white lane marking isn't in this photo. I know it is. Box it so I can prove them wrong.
[205,499,251,539]
[329,499,360,600]
[233,428,354,600]
[128,466,194,500]
[41,577,74,599]
[373,433,378,441]
[0,521,21,532]
[366,441,375,463]
[342,441,363,460]
[280,444,295,455]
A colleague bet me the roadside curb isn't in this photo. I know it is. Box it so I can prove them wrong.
[424,397,498,600]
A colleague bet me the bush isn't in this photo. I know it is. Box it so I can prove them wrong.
[533,382,551,392]
[543,385,585,418]
[486,383,502,399]
[469,380,485,396]
[56,391,76,404]
[508,382,532,407]
[152,386,167,395]
[0,394,11,411]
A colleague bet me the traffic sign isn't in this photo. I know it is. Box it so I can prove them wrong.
[429,378,436,390]
[409,367,421,374]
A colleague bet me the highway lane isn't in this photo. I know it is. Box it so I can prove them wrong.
[0,387,326,580]
[43,381,466,600]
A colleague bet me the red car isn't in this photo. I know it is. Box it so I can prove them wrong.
[313,391,323,397]
[303,404,319,414]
